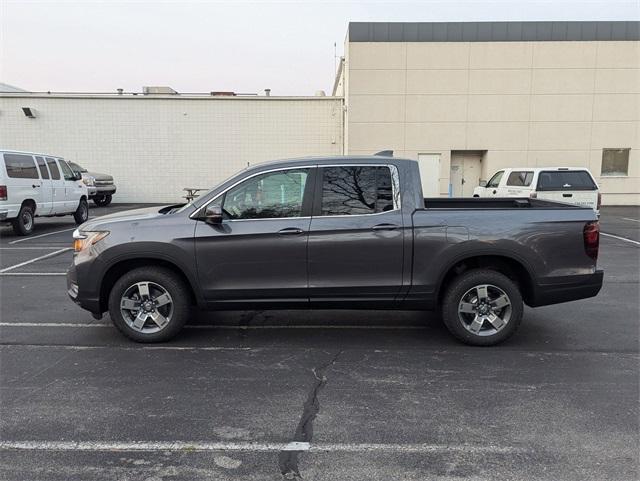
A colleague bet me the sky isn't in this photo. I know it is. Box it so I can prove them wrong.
[0,0,638,95]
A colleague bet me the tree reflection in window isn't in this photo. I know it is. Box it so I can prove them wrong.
[321,166,394,216]
[223,169,308,219]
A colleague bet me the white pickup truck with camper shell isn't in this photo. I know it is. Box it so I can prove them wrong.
[473,167,601,214]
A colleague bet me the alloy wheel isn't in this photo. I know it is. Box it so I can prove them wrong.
[120,281,174,333]
[457,284,512,336]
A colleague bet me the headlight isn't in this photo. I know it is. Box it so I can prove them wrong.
[73,229,109,252]
[83,176,95,187]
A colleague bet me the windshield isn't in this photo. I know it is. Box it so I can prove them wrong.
[68,162,87,173]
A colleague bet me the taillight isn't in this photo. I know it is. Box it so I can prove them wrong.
[0,185,6,201]
[583,221,599,261]
[597,192,602,210]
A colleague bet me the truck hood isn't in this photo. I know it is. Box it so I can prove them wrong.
[88,172,113,182]
[79,205,182,231]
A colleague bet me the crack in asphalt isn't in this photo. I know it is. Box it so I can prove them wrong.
[278,350,342,480]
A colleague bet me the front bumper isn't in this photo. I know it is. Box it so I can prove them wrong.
[67,260,103,315]
[528,270,604,307]
[90,185,117,197]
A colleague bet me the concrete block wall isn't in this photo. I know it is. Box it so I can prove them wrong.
[0,95,343,203]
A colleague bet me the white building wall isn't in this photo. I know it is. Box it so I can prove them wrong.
[345,39,640,205]
[0,95,343,203]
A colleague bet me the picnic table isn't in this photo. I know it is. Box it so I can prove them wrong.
[183,187,207,202]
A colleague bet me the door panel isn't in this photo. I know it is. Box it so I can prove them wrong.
[34,156,53,215]
[450,152,482,197]
[194,167,314,304]
[58,159,82,211]
[45,157,66,214]
[308,165,404,302]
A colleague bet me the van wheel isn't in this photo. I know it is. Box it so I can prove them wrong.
[73,199,89,224]
[441,269,523,346]
[12,204,35,236]
[108,267,190,342]
[93,194,112,207]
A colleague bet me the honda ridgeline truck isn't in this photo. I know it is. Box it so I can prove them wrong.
[67,155,603,346]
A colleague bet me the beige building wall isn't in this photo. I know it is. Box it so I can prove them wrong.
[345,39,640,204]
[0,95,343,203]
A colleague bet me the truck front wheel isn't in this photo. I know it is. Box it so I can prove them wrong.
[108,267,190,342]
[441,269,523,346]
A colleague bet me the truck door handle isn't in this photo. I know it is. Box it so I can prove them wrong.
[563,193,573,198]
[372,223,400,231]
[32,184,40,188]
[278,227,304,235]
[492,190,497,194]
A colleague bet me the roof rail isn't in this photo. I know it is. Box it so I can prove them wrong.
[374,150,393,157]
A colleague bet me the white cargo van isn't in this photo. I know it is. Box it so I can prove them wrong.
[0,150,89,235]
[473,167,601,213]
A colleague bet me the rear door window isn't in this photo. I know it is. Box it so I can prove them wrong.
[4,153,39,179]
[537,171,597,191]
[319,166,394,216]
[506,171,534,187]
[35,156,50,179]
[45,157,61,180]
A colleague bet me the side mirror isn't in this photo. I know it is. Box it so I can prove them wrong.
[74,172,83,181]
[204,205,223,224]
[479,180,487,187]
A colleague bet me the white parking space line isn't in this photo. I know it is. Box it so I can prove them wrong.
[0,246,67,250]
[0,440,525,454]
[601,232,640,246]
[0,248,72,273]
[8,228,75,245]
[0,272,67,276]
[0,322,427,330]
[622,217,640,223]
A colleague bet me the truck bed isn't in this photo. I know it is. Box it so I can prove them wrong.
[423,197,583,209]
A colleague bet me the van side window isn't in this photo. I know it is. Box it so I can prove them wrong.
[486,171,504,188]
[4,154,39,179]
[320,166,394,216]
[506,171,533,187]
[45,157,61,180]
[35,156,50,179]
[58,159,75,181]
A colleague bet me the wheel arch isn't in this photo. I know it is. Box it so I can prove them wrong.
[21,198,37,214]
[99,257,199,313]
[436,253,535,306]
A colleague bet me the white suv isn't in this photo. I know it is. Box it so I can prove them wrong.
[0,150,90,235]
[473,167,601,214]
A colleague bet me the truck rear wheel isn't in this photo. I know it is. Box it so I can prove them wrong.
[108,266,190,342]
[441,269,523,346]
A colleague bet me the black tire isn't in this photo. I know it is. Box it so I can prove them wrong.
[73,198,89,224]
[441,269,523,346]
[12,204,35,236]
[108,266,190,342]
[93,194,112,207]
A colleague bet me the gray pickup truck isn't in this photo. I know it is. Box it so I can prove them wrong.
[67,155,603,345]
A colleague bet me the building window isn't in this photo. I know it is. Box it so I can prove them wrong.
[601,149,630,176]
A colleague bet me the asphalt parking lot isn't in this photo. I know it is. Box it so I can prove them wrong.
[0,205,638,481]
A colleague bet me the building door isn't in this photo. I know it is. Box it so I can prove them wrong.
[450,151,482,197]
[417,153,441,197]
